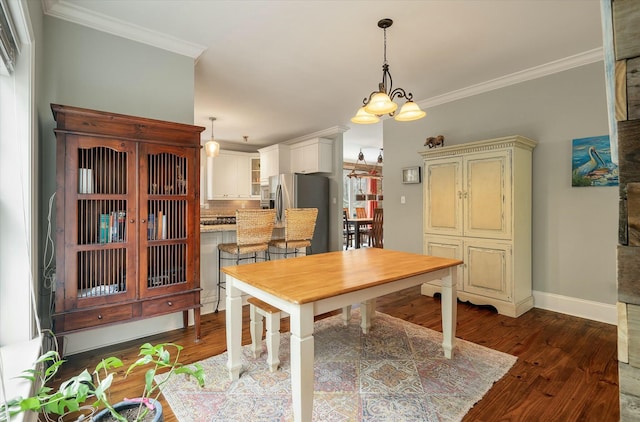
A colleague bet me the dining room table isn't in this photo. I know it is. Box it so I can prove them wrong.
[348,216,373,248]
[222,247,462,422]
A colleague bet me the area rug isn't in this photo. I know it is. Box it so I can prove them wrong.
[158,310,516,421]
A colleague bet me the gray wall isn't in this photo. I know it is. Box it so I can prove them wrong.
[38,16,197,354]
[383,62,617,306]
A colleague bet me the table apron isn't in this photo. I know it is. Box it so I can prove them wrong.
[227,267,452,316]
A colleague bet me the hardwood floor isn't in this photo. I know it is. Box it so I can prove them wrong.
[53,286,619,421]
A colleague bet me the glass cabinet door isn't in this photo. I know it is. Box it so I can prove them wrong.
[67,136,137,307]
[139,144,197,298]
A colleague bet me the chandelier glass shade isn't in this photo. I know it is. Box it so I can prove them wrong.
[351,106,380,124]
[395,100,426,121]
[204,117,220,157]
[351,18,426,124]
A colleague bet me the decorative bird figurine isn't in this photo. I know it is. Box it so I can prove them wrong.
[573,146,606,176]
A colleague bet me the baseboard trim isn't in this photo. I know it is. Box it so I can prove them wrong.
[533,290,617,326]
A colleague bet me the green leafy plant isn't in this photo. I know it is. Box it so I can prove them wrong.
[0,350,122,420]
[107,342,205,422]
[0,342,205,422]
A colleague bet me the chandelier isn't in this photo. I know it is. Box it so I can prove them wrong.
[351,19,426,124]
[204,117,220,157]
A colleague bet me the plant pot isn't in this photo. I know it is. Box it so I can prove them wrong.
[51,405,96,422]
[92,399,163,422]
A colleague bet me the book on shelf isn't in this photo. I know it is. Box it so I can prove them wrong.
[110,211,118,242]
[157,210,163,240]
[117,211,126,241]
[162,214,167,239]
[148,213,156,240]
[99,214,109,243]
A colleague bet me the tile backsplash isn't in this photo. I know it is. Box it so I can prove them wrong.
[201,199,260,217]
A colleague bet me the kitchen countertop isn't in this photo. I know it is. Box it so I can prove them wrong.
[200,221,285,233]
[200,224,236,233]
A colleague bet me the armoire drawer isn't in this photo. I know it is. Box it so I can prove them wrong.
[61,304,134,332]
[142,292,198,316]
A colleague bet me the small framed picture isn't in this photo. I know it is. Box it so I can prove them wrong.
[402,166,421,184]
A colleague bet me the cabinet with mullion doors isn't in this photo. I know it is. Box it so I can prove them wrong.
[52,104,204,344]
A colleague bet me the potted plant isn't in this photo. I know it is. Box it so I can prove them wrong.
[92,342,205,422]
[1,348,122,421]
[0,342,205,422]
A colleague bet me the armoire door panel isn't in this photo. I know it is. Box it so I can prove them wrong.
[464,151,512,239]
[424,158,462,236]
[424,235,463,290]
[464,242,511,301]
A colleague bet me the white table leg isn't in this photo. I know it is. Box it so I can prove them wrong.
[265,312,281,372]
[440,267,458,359]
[226,276,243,380]
[289,303,315,422]
[360,299,376,334]
[341,305,352,326]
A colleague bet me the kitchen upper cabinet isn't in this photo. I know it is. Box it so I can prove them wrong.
[250,157,261,196]
[290,137,333,174]
[208,150,257,199]
[420,135,536,317]
[258,144,290,183]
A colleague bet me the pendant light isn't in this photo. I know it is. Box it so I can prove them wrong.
[204,117,220,157]
[351,18,426,124]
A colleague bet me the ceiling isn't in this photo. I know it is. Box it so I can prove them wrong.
[42,0,603,164]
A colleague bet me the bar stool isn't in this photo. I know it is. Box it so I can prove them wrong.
[268,208,318,258]
[215,208,275,313]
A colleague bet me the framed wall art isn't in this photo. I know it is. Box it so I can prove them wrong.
[402,166,421,184]
[571,135,618,187]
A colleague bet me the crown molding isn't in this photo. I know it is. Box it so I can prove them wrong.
[419,47,604,109]
[41,0,207,60]
[282,125,350,145]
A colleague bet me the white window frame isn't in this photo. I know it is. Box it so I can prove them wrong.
[0,0,39,417]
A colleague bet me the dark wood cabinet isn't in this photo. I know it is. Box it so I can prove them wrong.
[51,104,204,342]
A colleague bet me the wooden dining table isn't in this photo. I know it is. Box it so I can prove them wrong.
[222,248,462,422]
[348,217,373,248]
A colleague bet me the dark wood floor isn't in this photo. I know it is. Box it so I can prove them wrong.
[54,286,619,421]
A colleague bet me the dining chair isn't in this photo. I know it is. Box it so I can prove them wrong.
[371,207,384,248]
[355,207,372,246]
[343,209,355,250]
[268,208,318,258]
[215,208,276,313]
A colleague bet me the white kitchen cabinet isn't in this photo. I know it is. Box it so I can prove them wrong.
[250,157,261,197]
[290,137,333,174]
[420,135,536,317]
[208,150,256,199]
[258,144,290,184]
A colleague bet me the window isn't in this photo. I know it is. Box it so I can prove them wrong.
[0,1,40,416]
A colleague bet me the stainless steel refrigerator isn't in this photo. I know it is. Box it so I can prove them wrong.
[269,173,329,254]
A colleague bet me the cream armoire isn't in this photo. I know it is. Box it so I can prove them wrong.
[420,135,537,317]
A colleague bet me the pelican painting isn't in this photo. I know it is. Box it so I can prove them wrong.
[572,135,618,187]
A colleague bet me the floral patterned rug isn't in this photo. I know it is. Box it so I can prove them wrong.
[158,310,516,421]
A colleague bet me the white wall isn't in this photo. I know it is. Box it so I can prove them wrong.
[383,62,617,308]
[38,16,197,354]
